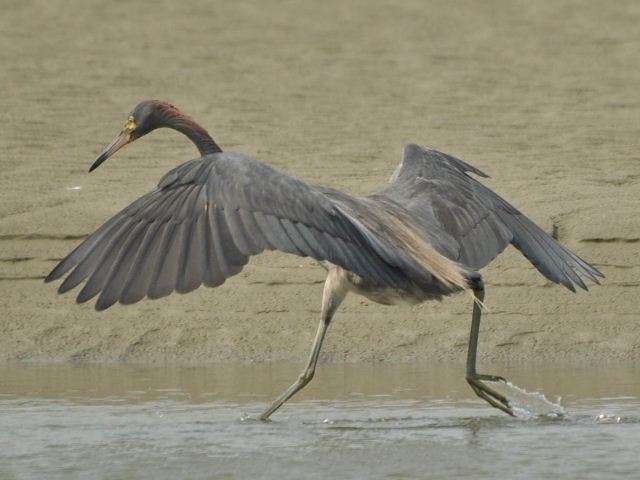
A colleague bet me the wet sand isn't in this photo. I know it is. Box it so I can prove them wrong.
[0,0,638,363]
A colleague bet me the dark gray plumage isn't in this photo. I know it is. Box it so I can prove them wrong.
[46,101,602,420]
[48,153,420,310]
[370,144,600,289]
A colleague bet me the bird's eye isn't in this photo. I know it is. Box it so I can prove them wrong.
[124,117,137,132]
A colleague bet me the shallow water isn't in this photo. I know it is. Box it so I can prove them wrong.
[1,363,639,479]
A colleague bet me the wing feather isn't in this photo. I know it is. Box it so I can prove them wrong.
[95,222,150,310]
[120,221,166,305]
[253,211,300,255]
[224,207,263,256]
[378,143,602,290]
[201,209,226,288]
[48,151,454,309]
[147,221,184,299]
[76,220,144,303]
[176,215,205,294]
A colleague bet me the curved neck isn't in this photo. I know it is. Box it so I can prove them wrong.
[159,107,222,156]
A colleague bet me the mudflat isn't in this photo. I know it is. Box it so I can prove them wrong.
[0,0,638,363]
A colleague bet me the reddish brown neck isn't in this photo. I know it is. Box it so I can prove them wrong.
[153,101,222,156]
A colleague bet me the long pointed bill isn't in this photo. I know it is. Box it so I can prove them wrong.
[89,130,132,172]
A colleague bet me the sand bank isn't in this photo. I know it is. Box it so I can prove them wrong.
[1,0,638,363]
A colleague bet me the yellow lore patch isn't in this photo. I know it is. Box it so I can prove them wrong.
[124,117,137,132]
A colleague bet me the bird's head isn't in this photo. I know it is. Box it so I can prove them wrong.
[89,100,178,172]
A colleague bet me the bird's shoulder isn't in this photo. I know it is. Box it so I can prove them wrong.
[156,152,268,190]
[390,144,489,185]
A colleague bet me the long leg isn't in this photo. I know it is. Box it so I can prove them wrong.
[260,268,347,421]
[465,283,514,416]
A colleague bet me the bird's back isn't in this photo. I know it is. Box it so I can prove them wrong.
[317,186,476,296]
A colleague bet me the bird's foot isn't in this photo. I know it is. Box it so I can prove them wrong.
[466,373,514,416]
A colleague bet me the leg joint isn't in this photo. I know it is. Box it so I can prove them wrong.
[468,272,484,293]
[299,370,315,383]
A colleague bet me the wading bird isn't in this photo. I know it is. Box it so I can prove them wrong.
[46,101,602,420]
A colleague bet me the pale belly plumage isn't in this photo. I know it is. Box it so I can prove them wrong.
[329,264,441,306]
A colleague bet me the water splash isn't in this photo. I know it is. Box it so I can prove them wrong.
[494,381,567,418]
[239,412,258,423]
[595,413,624,424]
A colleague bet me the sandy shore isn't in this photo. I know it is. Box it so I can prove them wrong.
[1,0,638,364]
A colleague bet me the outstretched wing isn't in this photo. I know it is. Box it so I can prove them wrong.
[46,152,413,310]
[377,144,603,291]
